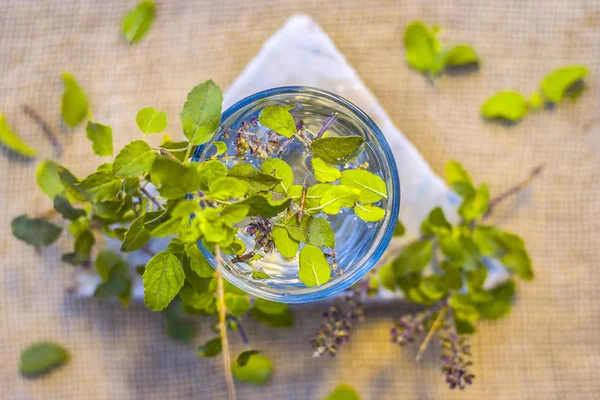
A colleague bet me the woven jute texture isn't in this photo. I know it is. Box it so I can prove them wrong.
[1,1,599,399]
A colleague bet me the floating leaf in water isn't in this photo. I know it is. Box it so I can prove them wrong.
[298,245,331,287]
[258,105,297,138]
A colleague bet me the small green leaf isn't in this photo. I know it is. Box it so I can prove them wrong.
[237,350,261,367]
[404,21,441,73]
[143,251,185,311]
[284,216,309,242]
[393,220,406,237]
[62,230,95,265]
[253,298,288,315]
[541,65,588,103]
[319,185,360,214]
[232,353,272,385]
[229,164,280,194]
[251,306,294,328]
[122,0,155,44]
[311,136,365,165]
[225,293,251,317]
[378,263,396,291]
[151,158,203,199]
[68,217,90,239]
[481,91,528,121]
[196,337,222,357]
[61,72,88,128]
[458,183,489,222]
[36,160,64,199]
[252,271,270,279]
[307,218,335,247]
[340,169,387,203]
[78,172,121,202]
[418,276,447,301]
[444,160,475,198]
[113,140,156,178]
[136,107,167,134]
[11,214,62,248]
[95,250,127,281]
[0,113,37,157]
[197,159,228,191]
[392,239,433,275]
[239,195,291,218]
[121,214,152,252]
[58,166,89,202]
[272,225,299,258]
[444,45,479,67]
[86,121,113,156]
[180,80,223,145]
[261,158,294,194]
[165,319,196,343]
[477,280,515,320]
[258,105,296,138]
[20,342,69,377]
[221,204,249,225]
[298,245,331,287]
[213,141,227,155]
[304,183,332,209]
[185,244,214,278]
[53,196,86,220]
[420,206,451,235]
[324,384,361,400]
[354,203,385,222]
[311,158,341,183]
[439,234,480,271]
[500,245,533,280]
[208,177,248,200]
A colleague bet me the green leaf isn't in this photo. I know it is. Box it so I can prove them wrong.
[477,280,515,320]
[53,195,86,220]
[324,384,361,400]
[196,337,222,357]
[449,293,480,321]
[284,216,309,242]
[261,158,294,194]
[311,157,341,183]
[185,244,214,278]
[458,183,489,222]
[272,225,299,258]
[94,264,131,301]
[36,160,64,199]
[252,271,270,279]
[528,92,544,110]
[112,140,156,178]
[439,234,480,271]
[378,263,397,291]
[311,136,365,165]
[444,160,475,198]
[404,21,441,73]
[78,172,121,202]
[251,306,294,328]
[143,251,185,311]
[165,319,196,343]
[472,225,504,257]
[354,203,385,222]
[62,230,95,265]
[237,350,261,367]
[221,204,249,225]
[258,105,297,138]
[420,206,451,235]
[418,276,447,301]
[393,220,406,237]
[68,217,90,239]
[197,159,228,191]
[229,164,280,194]
[122,0,155,44]
[481,91,528,121]
[298,245,331,287]
[307,217,335,247]
[500,246,533,280]
[304,183,332,209]
[20,342,69,377]
[444,45,479,67]
[213,141,227,155]
[121,214,152,252]
[319,185,360,214]
[454,316,477,334]
[253,298,288,315]
[541,65,588,103]
[151,158,203,199]
[392,240,433,275]
[86,121,113,156]
[180,80,223,145]
[239,195,291,218]
[11,214,62,248]
[232,353,272,385]
[225,293,251,317]
[95,250,127,281]
[61,72,88,128]
[0,113,37,157]
[136,107,167,134]
[340,169,387,203]
[208,177,248,200]
[58,166,89,202]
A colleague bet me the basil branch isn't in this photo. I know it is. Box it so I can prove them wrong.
[316,112,338,139]
[215,245,236,400]
[139,186,164,210]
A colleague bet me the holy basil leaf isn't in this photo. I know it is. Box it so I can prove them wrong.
[500,245,533,280]
[307,217,335,247]
[284,216,309,242]
[251,306,294,328]
[0,113,37,157]
[143,251,185,311]
[541,65,588,103]
[476,280,515,320]
[225,293,251,317]
[472,225,504,257]
[136,106,167,134]
[11,214,62,248]
[404,21,441,73]
[95,249,127,281]
[481,91,528,122]
[62,230,95,265]
[221,204,249,225]
[272,225,299,258]
[261,158,294,194]
[311,157,341,183]
[311,136,365,165]
[458,183,489,222]
[444,160,475,198]
[418,276,447,301]
[185,244,214,278]
[120,214,152,252]
[77,172,121,202]
[378,263,397,291]
[61,72,88,128]
[253,298,288,316]
[324,384,361,400]
[207,177,248,200]
[237,350,261,367]
[53,195,86,220]
[36,160,64,199]
[58,166,89,202]
[239,195,291,218]
[151,158,202,199]
[439,234,480,271]
[197,159,228,191]
[304,184,332,209]
[252,271,270,279]
[258,105,296,138]
[180,80,223,145]
[196,337,222,357]
[298,245,331,287]
[232,353,272,385]
[20,342,69,377]
[86,121,113,156]
[165,319,196,343]
[393,220,406,237]
[319,185,360,214]
[228,164,280,194]
[122,0,155,44]
[354,203,385,222]
[213,141,227,155]
[113,140,156,178]
[340,169,387,203]
[420,206,451,235]
[444,45,479,67]
[448,293,480,322]
[392,239,433,275]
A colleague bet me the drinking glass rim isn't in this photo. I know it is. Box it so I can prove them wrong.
[192,86,401,303]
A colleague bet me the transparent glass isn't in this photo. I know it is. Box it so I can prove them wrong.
[192,87,400,303]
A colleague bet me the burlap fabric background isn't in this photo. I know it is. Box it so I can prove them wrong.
[1,1,599,399]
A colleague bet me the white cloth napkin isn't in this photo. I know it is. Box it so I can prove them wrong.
[74,14,509,299]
